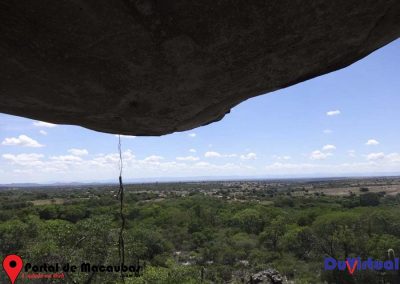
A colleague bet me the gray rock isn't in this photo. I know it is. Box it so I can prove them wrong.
[249,268,287,284]
[0,1,399,135]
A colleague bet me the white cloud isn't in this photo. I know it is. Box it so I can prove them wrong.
[91,150,135,166]
[225,154,238,158]
[33,121,57,128]
[309,145,336,160]
[188,133,196,138]
[323,129,333,134]
[143,155,164,163]
[326,110,341,116]
[348,150,356,158]
[194,161,211,167]
[1,135,44,147]
[2,148,400,183]
[204,151,238,158]
[204,151,222,158]
[366,152,385,161]
[309,150,332,160]
[39,130,47,135]
[273,155,291,161]
[68,148,89,156]
[265,159,400,176]
[115,135,136,139]
[322,144,336,151]
[240,152,257,160]
[2,153,44,166]
[366,139,379,146]
[189,149,197,153]
[386,153,400,163]
[176,156,200,161]
[50,155,83,162]
[265,162,319,172]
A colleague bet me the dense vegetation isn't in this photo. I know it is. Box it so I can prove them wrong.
[1,179,400,283]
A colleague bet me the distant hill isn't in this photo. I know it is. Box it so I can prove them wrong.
[1,173,400,188]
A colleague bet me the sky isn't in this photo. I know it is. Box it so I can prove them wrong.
[0,39,399,183]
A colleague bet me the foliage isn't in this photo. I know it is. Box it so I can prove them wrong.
[1,180,400,283]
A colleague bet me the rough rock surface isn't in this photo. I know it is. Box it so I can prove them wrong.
[1,1,399,135]
[249,269,287,284]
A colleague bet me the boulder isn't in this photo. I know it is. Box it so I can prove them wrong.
[0,1,399,135]
[249,268,287,284]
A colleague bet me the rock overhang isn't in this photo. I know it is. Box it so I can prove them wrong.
[0,0,399,136]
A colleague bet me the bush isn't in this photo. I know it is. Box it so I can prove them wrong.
[360,192,380,206]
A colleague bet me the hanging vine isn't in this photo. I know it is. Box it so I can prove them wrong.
[117,135,126,282]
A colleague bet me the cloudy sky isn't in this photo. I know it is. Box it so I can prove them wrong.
[0,40,399,183]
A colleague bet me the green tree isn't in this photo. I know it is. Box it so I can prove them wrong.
[232,208,264,234]
[360,192,380,206]
[312,212,362,258]
[259,216,287,251]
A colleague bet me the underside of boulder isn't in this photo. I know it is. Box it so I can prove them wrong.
[0,0,399,135]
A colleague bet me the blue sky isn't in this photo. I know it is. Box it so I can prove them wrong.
[0,39,399,183]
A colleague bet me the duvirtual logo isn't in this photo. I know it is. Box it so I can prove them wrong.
[2,254,23,284]
[325,257,400,275]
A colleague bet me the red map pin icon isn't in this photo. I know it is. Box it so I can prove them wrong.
[2,255,23,284]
